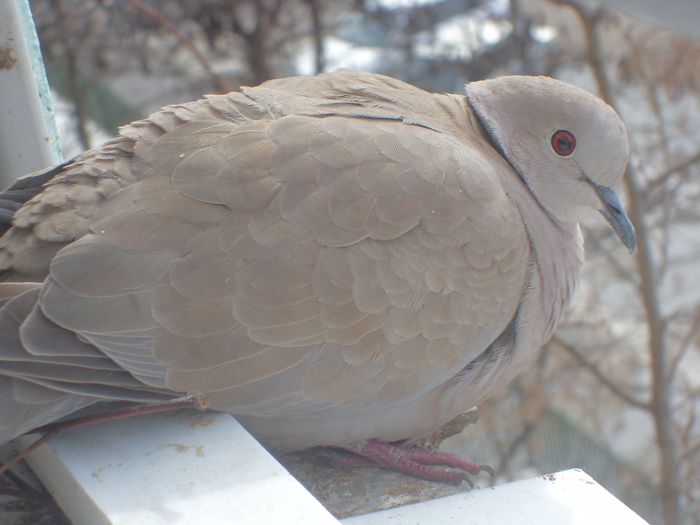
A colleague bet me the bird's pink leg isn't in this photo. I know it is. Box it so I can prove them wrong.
[336,439,494,485]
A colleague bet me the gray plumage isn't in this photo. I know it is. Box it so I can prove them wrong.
[0,70,634,449]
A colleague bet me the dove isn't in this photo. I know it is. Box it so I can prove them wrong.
[0,70,634,483]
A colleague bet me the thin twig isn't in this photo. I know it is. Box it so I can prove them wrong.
[649,150,700,191]
[681,439,700,462]
[0,486,60,509]
[125,0,232,93]
[554,336,649,409]
[0,460,40,495]
[0,430,58,477]
[497,422,535,474]
[30,394,208,437]
[583,227,639,284]
[667,307,700,383]
[1,394,208,477]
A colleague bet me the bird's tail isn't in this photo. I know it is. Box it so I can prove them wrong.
[0,282,179,443]
[0,282,98,443]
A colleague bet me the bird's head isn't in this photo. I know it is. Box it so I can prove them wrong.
[466,75,635,253]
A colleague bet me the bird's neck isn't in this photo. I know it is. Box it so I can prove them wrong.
[511,173,585,351]
[435,93,584,350]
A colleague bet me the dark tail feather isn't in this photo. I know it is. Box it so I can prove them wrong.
[0,163,70,237]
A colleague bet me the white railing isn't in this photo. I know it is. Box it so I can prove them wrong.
[0,0,61,187]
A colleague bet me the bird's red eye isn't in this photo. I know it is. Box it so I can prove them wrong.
[551,130,576,156]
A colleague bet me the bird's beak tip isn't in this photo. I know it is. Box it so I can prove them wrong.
[594,183,636,254]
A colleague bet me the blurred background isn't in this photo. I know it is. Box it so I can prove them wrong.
[16,0,700,523]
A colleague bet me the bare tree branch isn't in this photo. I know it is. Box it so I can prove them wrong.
[667,307,700,384]
[305,0,326,74]
[649,150,700,192]
[553,336,649,409]
[125,0,232,94]
[583,227,639,285]
[681,439,700,462]
[558,2,683,522]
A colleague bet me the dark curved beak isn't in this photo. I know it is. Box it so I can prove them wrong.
[593,182,636,253]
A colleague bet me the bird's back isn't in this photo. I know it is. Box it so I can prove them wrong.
[0,70,580,449]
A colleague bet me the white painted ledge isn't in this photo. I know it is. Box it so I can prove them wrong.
[342,468,649,525]
[15,411,649,525]
[15,411,340,525]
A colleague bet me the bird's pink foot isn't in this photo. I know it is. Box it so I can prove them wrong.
[334,439,495,486]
